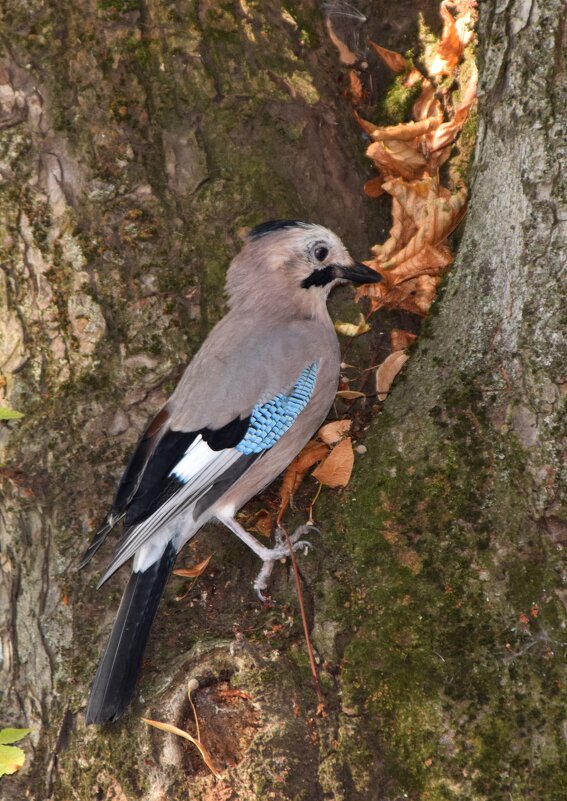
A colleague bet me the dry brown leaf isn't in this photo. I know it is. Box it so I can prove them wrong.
[334,313,371,337]
[312,437,354,488]
[429,2,464,78]
[391,329,418,351]
[382,188,467,270]
[411,275,441,317]
[348,70,365,104]
[371,198,416,261]
[368,40,410,73]
[367,140,427,181]
[317,419,352,445]
[363,175,385,198]
[142,718,221,778]
[278,440,329,514]
[326,17,358,65]
[427,67,477,156]
[387,243,453,285]
[369,117,440,142]
[249,509,273,538]
[353,110,379,137]
[335,389,366,400]
[376,352,409,400]
[382,177,440,227]
[173,554,213,579]
[412,79,443,121]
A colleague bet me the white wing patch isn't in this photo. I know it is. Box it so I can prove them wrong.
[170,435,215,483]
[98,445,241,585]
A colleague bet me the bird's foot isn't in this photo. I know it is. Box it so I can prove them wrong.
[253,524,319,601]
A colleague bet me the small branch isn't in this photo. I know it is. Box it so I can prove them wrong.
[279,526,326,712]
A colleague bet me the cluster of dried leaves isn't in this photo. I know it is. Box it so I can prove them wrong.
[357,4,477,318]
[279,0,478,512]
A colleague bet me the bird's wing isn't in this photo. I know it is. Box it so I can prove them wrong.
[96,358,321,585]
[79,407,172,568]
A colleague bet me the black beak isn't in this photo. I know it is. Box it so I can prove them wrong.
[338,261,383,285]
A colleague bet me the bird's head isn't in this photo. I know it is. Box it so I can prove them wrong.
[226,220,382,319]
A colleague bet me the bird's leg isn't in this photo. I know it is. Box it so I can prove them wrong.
[216,514,315,600]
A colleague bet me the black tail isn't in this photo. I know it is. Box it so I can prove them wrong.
[85,543,177,724]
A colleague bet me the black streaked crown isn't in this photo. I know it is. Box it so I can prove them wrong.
[248,220,309,240]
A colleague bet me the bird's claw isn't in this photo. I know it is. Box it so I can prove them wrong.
[253,524,318,601]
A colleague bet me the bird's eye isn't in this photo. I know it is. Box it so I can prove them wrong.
[314,246,328,262]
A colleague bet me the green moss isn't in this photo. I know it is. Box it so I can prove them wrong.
[373,72,424,126]
[317,372,567,799]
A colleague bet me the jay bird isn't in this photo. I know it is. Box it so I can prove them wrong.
[81,220,381,724]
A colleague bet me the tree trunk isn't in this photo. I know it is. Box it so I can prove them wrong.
[1,1,565,800]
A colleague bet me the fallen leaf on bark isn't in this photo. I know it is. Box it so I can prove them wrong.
[367,140,427,181]
[429,2,465,78]
[363,175,385,197]
[376,352,409,400]
[334,313,371,337]
[312,437,354,488]
[368,40,410,73]
[173,554,213,579]
[326,17,358,65]
[278,440,330,514]
[412,78,443,122]
[317,419,352,445]
[386,243,453,285]
[390,329,418,351]
[142,718,221,778]
[381,187,467,270]
[348,70,365,104]
[336,389,366,400]
[248,509,273,538]
[370,198,416,261]
[366,117,440,142]
[427,66,477,158]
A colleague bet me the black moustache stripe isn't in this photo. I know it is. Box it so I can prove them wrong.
[301,265,336,289]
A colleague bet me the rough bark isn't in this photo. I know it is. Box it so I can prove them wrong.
[0,1,565,800]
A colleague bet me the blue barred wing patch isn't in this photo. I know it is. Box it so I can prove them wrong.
[236,362,319,455]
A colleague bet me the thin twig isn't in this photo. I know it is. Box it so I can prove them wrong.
[279,525,326,711]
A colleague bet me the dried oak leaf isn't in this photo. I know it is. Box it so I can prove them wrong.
[429,2,465,78]
[426,66,477,162]
[367,140,427,181]
[381,185,467,270]
[367,117,441,142]
[363,175,385,198]
[370,198,416,261]
[334,313,371,337]
[279,440,329,513]
[400,274,441,315]
[368,40,410,73]
[326,17,358,65]
[335,389,366,400]
[142,718,221,779]
[412,78,443,122]
[317,419,352,445]
[386,243,453,286]
[173,554,213,578]
[248,509,273,538]
[390,329,418,351]
[376,352,409,400]
[348,70,365,105]
[312,437,354,488]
